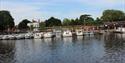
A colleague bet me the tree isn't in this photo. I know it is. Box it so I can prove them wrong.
[101,9,125,22]
[85,17,94,25]
[18,19,31,30]
[79,14,94,25]
[80,14,90,24]
[94,17,103,26]
[70,19,76,25]
[0,10,15,31]
[39,22,45,31]
[63,18,71,26]
[45,17,62,27]
[75,18,81,25]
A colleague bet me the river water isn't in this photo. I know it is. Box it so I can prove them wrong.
[0,33,125,63]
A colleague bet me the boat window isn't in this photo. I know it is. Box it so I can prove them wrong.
[78,31,81,33]
[66,32,69,34]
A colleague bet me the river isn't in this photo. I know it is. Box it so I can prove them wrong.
[0,33,125,63]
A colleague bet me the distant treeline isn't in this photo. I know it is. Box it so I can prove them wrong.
[0,9,125,31]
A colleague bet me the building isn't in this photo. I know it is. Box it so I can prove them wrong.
[27,20,40,32]
[103,21,125,29]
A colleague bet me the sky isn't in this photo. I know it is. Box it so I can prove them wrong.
[0,0,125,25]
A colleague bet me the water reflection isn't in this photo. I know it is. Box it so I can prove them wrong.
[0,33,125,63]
[0,40,15,63]
[101,33,125,63]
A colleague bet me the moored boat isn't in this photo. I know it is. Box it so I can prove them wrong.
[34,32,43,39]
[114,27,125,33]
[2,35,9,40]
[62,30,72,37]
[25,33,33,39]
[8,35,16,40]
[75,29,83,36]
[15,34,25,39]
[43,32,55,38]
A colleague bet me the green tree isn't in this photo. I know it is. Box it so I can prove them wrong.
[85,17,94,25]
[80,14,90,24]
[74,18,81,25]
[0,10,15,31]
[94,17,103,25]
[45,17,62,27]
[70,19,76,25]
[79,14,94,25]
[101,9,125,22]
[39,22,45,31]
[18,19,31,30]
[63,18,71,26]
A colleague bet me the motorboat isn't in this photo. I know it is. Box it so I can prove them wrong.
[2,35,9,40]
[8,35,16,40]
[25,33,33,39]
[15,34,25,39]
[62,30,72,37]
[76,29,83,36]
[43,32,55,38]
[114,27,125,33]
[34,32,43,39]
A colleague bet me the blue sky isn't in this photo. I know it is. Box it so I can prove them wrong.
[0,0,125,25]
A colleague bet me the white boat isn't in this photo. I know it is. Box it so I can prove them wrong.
[62,30,72,37]
[114,27,125,33]
[2,35,9,40]
[76,29,83,36]
[43,32,55,38]
[15,34,25,39]
[25,33,33,39]
[34,32,43,39]
[8,35,16,40]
